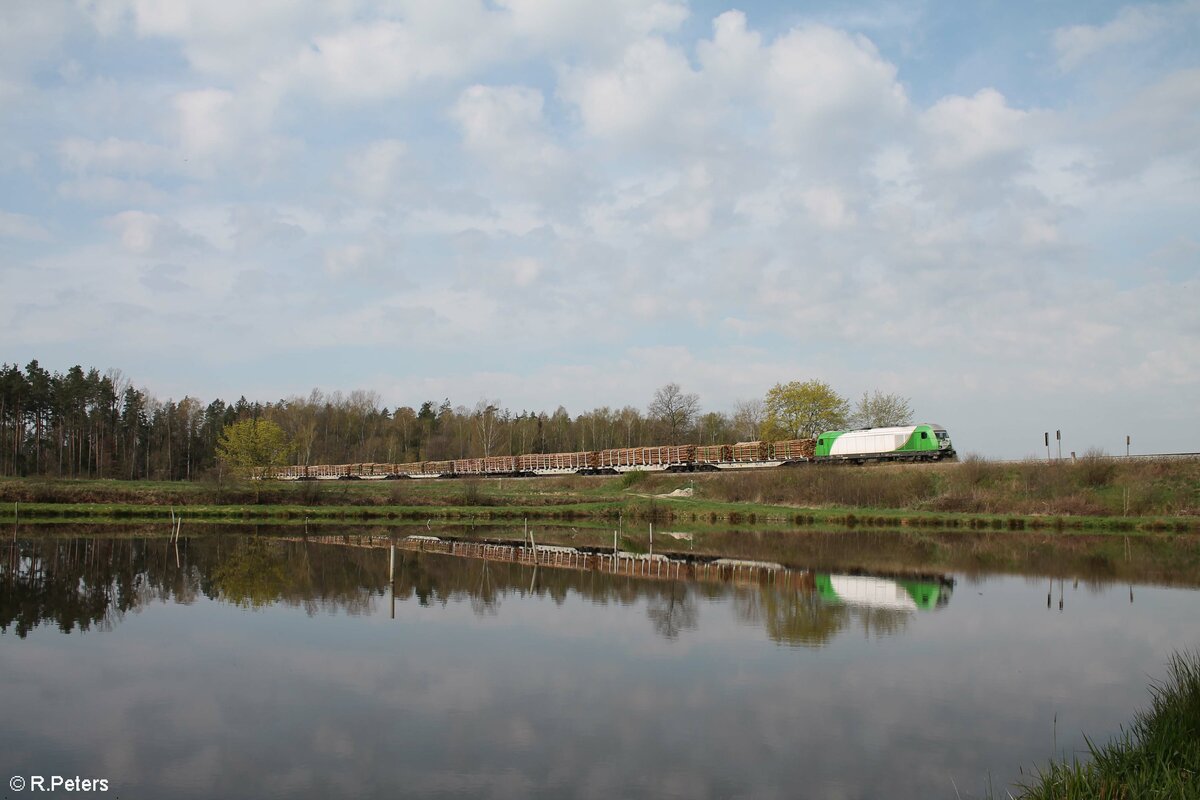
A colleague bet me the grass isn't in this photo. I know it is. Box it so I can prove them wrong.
[1006,651,1200,799]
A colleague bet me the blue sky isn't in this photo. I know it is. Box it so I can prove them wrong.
[1,0,1197,458]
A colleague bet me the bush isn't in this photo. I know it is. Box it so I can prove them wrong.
[1076,448,1116,488]
[621,470,648,489]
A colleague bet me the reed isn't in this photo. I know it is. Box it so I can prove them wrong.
[1008,650,1200,799]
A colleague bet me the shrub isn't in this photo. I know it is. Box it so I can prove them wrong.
[621,470,648,489]
[1076,448,1116,488]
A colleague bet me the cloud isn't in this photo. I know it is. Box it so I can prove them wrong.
[3,3,1199,456]
[58,136,174,175]
[920,88,1029,169]
[272,7,502,103]
[340,139,408,204]
[498,0,688,52]
[560,37,707,144]
[1053,4,1170,71]
[763,24,908,156]
[452,85,566,179]
[0,210,50,241]
[105,210,208,256]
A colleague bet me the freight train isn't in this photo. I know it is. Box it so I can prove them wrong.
[269,423,955,480]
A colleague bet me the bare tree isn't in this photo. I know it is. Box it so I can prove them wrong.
[648,383,699,444]
[473,399,503,457]
[850,390,914,429]
[731,398,765,441]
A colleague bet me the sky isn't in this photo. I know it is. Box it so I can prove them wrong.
[1,0,1197,459]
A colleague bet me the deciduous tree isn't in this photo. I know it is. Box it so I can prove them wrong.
[850,390,914,429]
[215,418,293,480]
[649,383,699,444]
[762,380,849,440]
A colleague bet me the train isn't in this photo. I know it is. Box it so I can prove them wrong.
[268,423,955,480]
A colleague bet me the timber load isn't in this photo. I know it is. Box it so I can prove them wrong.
[597,445,696,468]
[696,444,733,463]
[732,441,770,462]
[518,451,597,471]
[483,455,518,473]
[770,439,816,461]
[266,437,834,479]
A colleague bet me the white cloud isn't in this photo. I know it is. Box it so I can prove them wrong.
[84,0,336,78]
[106,210,207,255]
[341,139,408,203]
[1053,4,1171,71]
[498,0,687,52]
[402,204,548,238]
[58,136,173,175]
[324,244,368,278]
[801,186,855,230]
[452,85,565,177]
[920,88,1029,169]
[559,38,707,143]
[697,11,767,94]
[764,24,908,156]
[0,210,50,241]
[57,176,168,206]
[277,11,500,103]
[174,88,236,157]
[504,257,542,287]
[648,164,714,240]
[3,3,1198,456]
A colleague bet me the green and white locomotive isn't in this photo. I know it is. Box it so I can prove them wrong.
[813,424,955,463]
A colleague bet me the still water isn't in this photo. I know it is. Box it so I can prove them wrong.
[2,527,1198,799]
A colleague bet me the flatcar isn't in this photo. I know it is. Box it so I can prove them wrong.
[270,424,955,479]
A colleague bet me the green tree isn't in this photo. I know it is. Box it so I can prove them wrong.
[762,380,849,440]
[215,418,293,480]
[850,390,914,429]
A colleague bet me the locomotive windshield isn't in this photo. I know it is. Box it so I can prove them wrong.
[935,430,949,440]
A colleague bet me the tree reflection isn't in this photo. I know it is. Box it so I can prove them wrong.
[645,581,698,639]
[735,587,849,647]
[3,536,929,647]
[209,538,290,608]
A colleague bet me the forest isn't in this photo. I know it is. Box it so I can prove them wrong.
[0,359,910,480]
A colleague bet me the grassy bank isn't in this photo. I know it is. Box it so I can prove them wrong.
[1008,651,1200,798]
[0,457,1196,532]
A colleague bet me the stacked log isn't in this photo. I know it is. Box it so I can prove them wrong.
[453,458,484,474]
[598,445,695,468]
[393,462,424,475]
[770,439,816,461]
[518,451,598,471]
[696,444,732,463]
[732,441,770,462]
[422,460,455,475]
[483,456,517,473]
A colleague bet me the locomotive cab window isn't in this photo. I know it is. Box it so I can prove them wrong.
[920,432,928,439]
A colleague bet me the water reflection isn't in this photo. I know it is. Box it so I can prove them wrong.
[0,537,386,637]
[3,529,1198,800]
[2,535,951,648]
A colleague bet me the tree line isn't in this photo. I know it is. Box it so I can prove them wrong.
[0,359,913,480]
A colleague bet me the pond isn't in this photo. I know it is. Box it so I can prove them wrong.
[2,525,1198,799]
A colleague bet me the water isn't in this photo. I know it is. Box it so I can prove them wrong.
[2,528,1198,799]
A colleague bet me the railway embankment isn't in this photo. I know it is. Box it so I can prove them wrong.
[0,457,1196,532]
